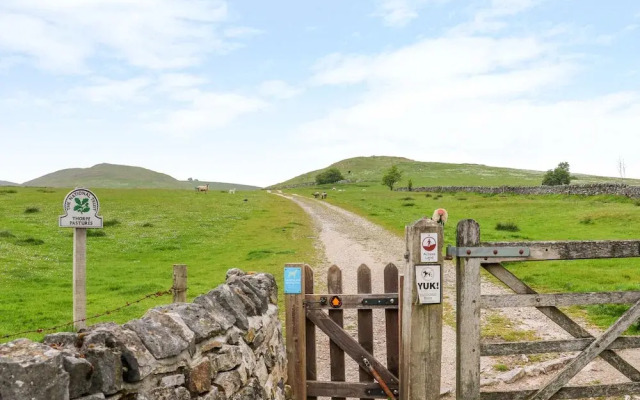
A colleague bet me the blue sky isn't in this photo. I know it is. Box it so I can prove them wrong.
[1,0,639,186]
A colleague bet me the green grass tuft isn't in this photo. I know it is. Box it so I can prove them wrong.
[579,217,594,225]
[24,207,40,214]
[16,237,44,246]
[0,230,15,238]
[87,230,107,237]
[103,219,121,227]
[495,222,520,232]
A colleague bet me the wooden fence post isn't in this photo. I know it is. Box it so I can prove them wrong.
[401,218,443,400]
[456,219,481,400]
[73,227,87,330]
[285,263,307,400]
[172,264,187,303]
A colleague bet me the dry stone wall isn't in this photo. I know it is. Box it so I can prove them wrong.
[0,269,286,400]
[398,183,640,198]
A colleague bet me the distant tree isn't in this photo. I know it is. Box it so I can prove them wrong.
[407,178,413,192]
[188,177,193,182]
[315,167,344,185]
[382,165,402,190]
[542,162,573,186]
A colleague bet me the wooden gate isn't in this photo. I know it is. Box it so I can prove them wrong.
[453,219,640,399]
[285,263,401,399]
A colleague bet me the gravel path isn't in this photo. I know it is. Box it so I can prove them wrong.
[280,193,640,400]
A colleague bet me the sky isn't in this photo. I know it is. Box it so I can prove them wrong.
[1,0,639,187]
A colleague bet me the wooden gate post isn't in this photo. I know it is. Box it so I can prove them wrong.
[284,263,307,400]
[456,219,481,399]
[401,218,443,400]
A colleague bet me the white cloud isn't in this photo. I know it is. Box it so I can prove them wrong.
[301,30,640,178]
[70,77,152,103]
[373,0,447,27]
[157,92,267,136]
[258,80,303,99]
[0,0,257,73]
[452,0,540,35]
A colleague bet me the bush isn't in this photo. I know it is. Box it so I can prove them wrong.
[496,222,520,232]
[315,168,344,185]
[542,162,574,186]
[407,179,413,191]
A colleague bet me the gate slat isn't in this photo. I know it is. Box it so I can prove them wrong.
[483,263,640,382]
[305,265,317,400]
[384,263,399,378]
[306,308,399,386]
[307,381,399,398]
[358,264,374,400]
[530,298,640,400]
[328,265,346,400]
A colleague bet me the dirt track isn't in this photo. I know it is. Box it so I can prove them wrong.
[280,193,640,400]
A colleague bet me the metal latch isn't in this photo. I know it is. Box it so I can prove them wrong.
[446,245,530,258]
[362,296,398,306]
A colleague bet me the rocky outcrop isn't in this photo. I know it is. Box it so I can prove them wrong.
[0,270,287,400]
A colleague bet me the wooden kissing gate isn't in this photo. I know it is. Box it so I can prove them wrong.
[285,218,444,400]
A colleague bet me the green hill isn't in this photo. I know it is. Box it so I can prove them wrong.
[271,156,640,188]
[0,180,19,186]
[22,163,261,190]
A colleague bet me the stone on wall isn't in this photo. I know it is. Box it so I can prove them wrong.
[0,270,286,400]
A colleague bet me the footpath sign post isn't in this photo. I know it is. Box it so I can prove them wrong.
[59,188,103,330]
[400,217,443,400]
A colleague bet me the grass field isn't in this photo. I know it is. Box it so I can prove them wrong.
[290,183,640,333]
[0,187,316,342]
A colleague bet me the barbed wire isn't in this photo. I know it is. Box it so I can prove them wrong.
[1,289,174,340]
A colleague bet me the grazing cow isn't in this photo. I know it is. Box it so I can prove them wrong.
[196,184,209,193]
[229,188,236,194]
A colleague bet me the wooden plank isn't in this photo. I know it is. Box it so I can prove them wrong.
[306,308,399,386]
[481,291,640,308]
[398,273,404,389]
[358,264,374,400]
[530,298,640,400]
[482,336,640,356]
[285,263,306,400]
[304,294,399,310]
[481,382,640,400]
[483,263,640,382]
[328,265,345,400]
[172,264,188,303]
[482,240,640,262]
[456,219,481,400]
[305,265,317,400]
[384,263,400,378]
[307,381,399,398]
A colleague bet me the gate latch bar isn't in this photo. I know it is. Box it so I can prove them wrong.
[446,245,530,258]
[362,296,398,306]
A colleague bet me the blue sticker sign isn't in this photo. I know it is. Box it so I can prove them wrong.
[284,267,302,294]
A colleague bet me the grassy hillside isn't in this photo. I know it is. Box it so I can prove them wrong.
[181,181,261,191]
[288,184,640,333]
[22,163,260,190]
[0,180,19,186]
[0,188,315,342]
[272,156,640,188]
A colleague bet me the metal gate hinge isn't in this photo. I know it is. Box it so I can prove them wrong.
[446,245,530,258]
